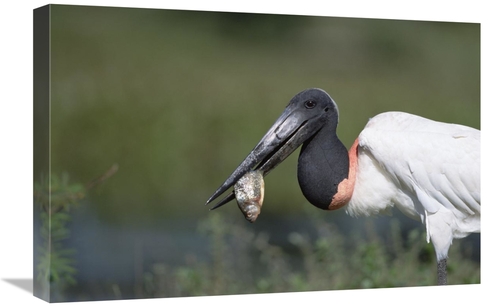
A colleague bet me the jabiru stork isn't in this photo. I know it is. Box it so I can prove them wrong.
[205,88,480,286]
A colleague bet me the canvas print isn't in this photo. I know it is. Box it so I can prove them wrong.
[33,4,480,303]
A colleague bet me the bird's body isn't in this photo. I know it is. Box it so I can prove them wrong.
[345,112,480,262]
[206,88,480,285]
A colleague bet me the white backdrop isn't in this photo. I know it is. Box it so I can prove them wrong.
[0,1,497,306]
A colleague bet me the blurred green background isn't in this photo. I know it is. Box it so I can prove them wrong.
[35,4,480,302]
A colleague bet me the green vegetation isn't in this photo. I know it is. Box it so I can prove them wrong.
[34,173,85,301]
[34,165,118,301]
[135,211,479,298]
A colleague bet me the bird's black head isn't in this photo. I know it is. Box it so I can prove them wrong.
[287,88,339,120]
[206,88,341,209]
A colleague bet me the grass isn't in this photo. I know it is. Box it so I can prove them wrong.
[134,211,479,298]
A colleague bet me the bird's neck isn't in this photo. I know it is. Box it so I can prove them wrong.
[297,121,356,210]
[328,138,358,210]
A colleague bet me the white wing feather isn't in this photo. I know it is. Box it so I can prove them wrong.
[348,112,480,260]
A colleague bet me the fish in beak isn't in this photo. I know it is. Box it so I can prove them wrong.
[205,88,336,210]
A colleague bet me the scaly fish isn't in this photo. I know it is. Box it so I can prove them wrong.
[234,170,265,223]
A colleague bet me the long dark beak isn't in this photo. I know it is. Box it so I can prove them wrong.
[205,105,324,210]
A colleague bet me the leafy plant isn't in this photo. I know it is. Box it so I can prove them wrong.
[34,172,84,300]
[139,211,480,298]
[34,164,118,301]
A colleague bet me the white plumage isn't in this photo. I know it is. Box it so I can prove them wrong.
[347,111,480,261]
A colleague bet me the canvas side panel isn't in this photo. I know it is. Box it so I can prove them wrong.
[33,4,50,302]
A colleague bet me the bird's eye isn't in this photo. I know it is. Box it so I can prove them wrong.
[304,100,316,109]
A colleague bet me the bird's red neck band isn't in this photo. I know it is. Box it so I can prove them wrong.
[328,138,358,210]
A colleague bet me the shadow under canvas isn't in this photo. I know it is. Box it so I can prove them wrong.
[3,279,33,294]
